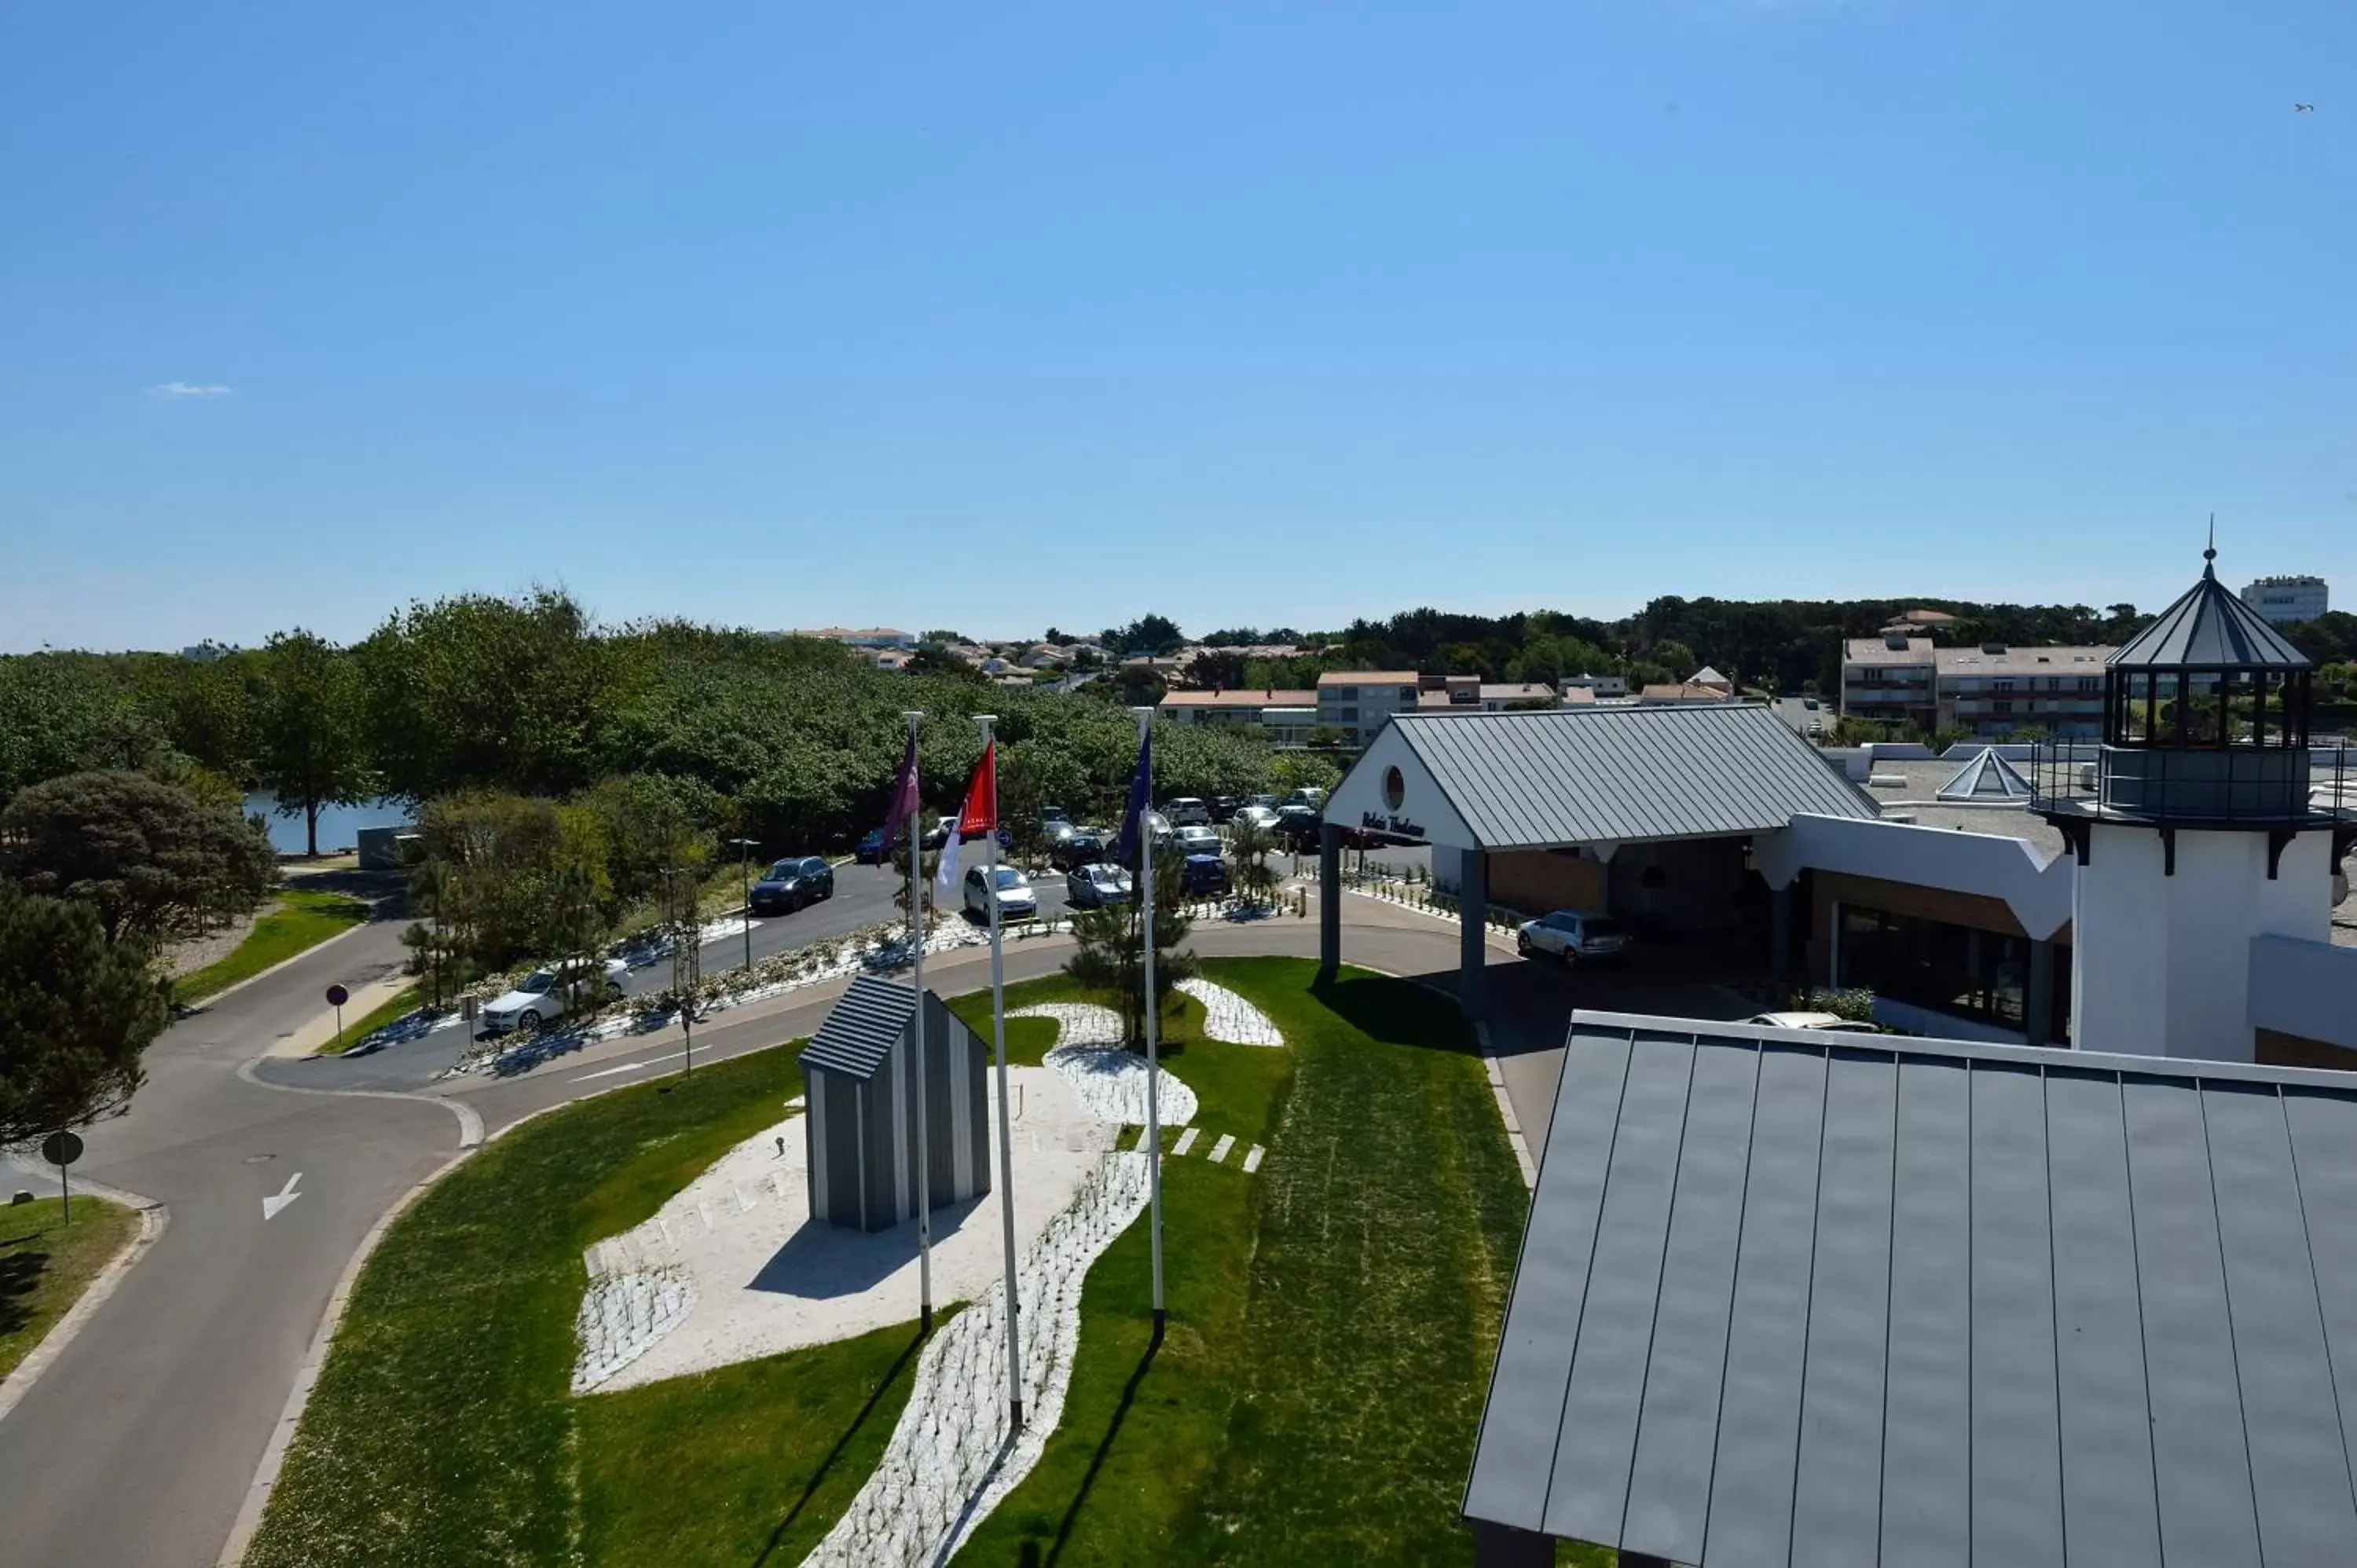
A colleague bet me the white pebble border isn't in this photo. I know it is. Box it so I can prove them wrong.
[572,1266,697,1391]
[1173,978,1285,1046]
[801,1152,1152,1568]
[1010,1004,1201,1129]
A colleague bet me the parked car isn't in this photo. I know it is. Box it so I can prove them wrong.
[1802,698,1820,711]
[1281,786,1329,811]
[855,827,892,864]
[1170,824,1222,860]
[1039,816,1079,848]
[1179,854,1230,897]
[1053,829,1110,871]
[1271,807,1324,852]
[478,958,631,1036]
[1514,910,1631,964]
[1246,792,1278,810]
[1067,862,1133,909]
[1208,795,1242,823]
[1231,804,1281,834]
[1165,797,1211,826]
[921,815,958,851]
[750,855,833,914]
[1743,1010,1878,1034]
[963,864,1037,921]
[1039,806,1072,828]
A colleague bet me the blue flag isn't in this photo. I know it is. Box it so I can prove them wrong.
[1114,725,1153,867]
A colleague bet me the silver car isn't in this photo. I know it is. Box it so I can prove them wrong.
[1514,910,1629,965]
[1170,824,1222,860]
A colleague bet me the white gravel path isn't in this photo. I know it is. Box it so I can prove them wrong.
[1174,977,1285,1046]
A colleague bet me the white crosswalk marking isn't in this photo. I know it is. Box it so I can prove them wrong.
[1243,1145,1265,1174]
[1172,1127,1200,1156]
[1208,1134,1236,1164]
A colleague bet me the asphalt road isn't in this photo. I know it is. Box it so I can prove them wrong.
[0,887,1750,1567]
[0,912,459,1568]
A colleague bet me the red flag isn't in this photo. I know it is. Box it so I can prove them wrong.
[956,740,998,837]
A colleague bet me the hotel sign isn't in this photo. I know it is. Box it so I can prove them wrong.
[1362,811,1425,839]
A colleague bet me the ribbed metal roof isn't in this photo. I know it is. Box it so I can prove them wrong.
[1467,1013,2357,1566]
[2113,555,2311,669]
[1387,704,1875,849]
[801,974,918,1080]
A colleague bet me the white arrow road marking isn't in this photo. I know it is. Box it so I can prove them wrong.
[262,1171,303,1221]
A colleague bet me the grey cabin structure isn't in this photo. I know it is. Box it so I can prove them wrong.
[802,975,990,1233]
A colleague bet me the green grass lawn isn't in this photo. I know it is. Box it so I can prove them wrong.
[950,956,1532,1566]
[252,957,1541,1568]
[174,887,372,1004]
[243,1042,830,1568]
[0,1196,137,1383]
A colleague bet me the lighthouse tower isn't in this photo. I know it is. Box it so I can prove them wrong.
[2038,548,2336,1061]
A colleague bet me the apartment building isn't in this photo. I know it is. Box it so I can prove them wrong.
[1158,687,1319,747]
[1416,677,1561,713]
[1316,670,1421,746]
[2242,574,2329,626]
[1840,635,2113,737]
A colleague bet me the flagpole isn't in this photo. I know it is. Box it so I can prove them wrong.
[1131,705,1166,1344]
[976,717,1025,1431]
[904,709,933,1335]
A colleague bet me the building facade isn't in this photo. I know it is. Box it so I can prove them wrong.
[2241,574,2329,626]
[1316,670,1420,746]
[1158,687,1319,746]
[1841,636,2113,737]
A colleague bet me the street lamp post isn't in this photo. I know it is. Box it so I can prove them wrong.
[728,837,758,972]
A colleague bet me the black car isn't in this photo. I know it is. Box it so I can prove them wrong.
[1052,830,1109,871]
[1208,795,1241,823]
[1271,808,1324,853]
[1179,854,1230,897]
[750,855,834,914]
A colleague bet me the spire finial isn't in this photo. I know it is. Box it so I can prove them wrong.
[2203,511,2217,575]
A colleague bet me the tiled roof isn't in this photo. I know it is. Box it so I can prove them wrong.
[1318,670,1421,687]
[1159,689,1318,708]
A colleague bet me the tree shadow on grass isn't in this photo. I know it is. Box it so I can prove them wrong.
[1307,968,1486,1057]
[0,1241,50,1337]
[748,1324,926,1567]
[1042,1335,1161,1567]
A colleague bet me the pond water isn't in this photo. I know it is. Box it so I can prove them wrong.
[243,793,415,855]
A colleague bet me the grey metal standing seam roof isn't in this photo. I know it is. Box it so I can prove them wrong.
[2113,557,2311,669]
[1391,703,1876,850]
[800,974,918,1079]
[1467,1012,2357,1566]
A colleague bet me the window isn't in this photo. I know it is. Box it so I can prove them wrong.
[1992,678,2015,693]
[2078,676,2099,692]
[2044,677,2061,692]
[1838,907,2035,1032]
[1992,700,2013,715]
[1338,707,1359,723]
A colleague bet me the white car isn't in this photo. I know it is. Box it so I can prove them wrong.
[1515,910,1629,964]
[963,864,1038,921]
[1164,797,1212,826]
[478,958,632,1036]
[1170,824,1222,860]
[1230,804,1281,834]
[1743,1011,1879,1034]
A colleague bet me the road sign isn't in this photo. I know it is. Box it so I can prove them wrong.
[324,984,350,1007]
[40,1130,83,1222]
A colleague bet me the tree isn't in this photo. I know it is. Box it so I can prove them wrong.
[253,630,374,858]
[0,881,170,1145]
[0,654,168,797]
[1228,815,1279,906]
[1065,852,1196,1047]
[0,771,276,947]
[1115,614,1184,657]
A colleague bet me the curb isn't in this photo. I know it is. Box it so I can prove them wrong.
[214,1099,497,1568]
[0,1171,170,1426]
[173,915,379,1014]
[1472,1022,1539,1189]
[233,1058,486,1149]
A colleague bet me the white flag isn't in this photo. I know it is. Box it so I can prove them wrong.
[935,817,962,894]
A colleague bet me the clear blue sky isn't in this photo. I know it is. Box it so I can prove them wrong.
[3,1,2348,654]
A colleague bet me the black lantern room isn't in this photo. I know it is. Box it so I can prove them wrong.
[2039,548,2331,871]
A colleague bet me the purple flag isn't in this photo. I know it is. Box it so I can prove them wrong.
[881,731,919,848]
[1115,725,1153,866]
